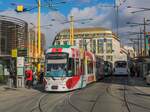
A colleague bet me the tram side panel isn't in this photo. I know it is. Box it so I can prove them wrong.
[84,52,96,84]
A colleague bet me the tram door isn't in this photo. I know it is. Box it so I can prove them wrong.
[81,59,86,88]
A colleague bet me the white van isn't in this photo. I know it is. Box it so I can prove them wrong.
[113,61,129,76]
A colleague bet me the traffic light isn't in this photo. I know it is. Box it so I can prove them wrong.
[15,5,27,12]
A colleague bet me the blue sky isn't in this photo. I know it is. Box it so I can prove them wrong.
[0,0,115,16]
[0,0,150,48]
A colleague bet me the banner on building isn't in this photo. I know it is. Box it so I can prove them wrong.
[145,32,150,50]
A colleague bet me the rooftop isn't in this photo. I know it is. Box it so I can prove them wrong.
[61,27,112,33]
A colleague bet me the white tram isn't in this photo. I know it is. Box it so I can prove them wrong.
[44,45,103,91]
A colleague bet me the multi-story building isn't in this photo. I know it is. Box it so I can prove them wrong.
[123,46,135,58]
[53,27,121,64]
[0,15,45,82]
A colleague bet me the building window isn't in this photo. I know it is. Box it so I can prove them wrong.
[56,41,60,45]
[93,40,96,53]
[63,41,68,45]
[97,39,104,53]
[90,39,93,52]
[99,56,104,60]
[87,61,93,74]
[83,39,87,50]
[106,39,113,53]
[79,40,82,48]
[1,38,6,52]
[106,55,113,61]
[74,40,76,46]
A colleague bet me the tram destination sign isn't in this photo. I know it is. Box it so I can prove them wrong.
[47,53,68,59]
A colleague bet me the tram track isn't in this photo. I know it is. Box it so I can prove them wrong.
[123,81,131,112]
[106,77,132,112]
[30,94,48,112]
[106,77,150,112]
[30,92,69,112]
[0,91,44,112]
[27,77,150,112]
[66,82,109,112]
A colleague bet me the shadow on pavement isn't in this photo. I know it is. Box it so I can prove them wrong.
[98,75,150,88]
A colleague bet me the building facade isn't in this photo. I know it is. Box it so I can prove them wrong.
[53,27,121,64]
[0,15,28,82]
[0,15,45,83]
[0,15,28,57]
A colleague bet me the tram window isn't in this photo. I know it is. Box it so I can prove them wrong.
[68,58,75,75]
[87,61,93,74]
[76,59,79,75]
[81,59,84,75]
[115,61,127,68]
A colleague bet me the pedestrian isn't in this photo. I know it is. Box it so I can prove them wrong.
[25,68,33,89]
[39,70,44,84]
[130,64,135,77]
[9,69,16,88]
[33,70,38,86]
[135,64,140,77]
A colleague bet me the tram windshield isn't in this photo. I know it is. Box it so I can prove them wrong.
[115,61,127,68]
[45,53,68,77]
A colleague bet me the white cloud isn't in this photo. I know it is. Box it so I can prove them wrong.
[0,10,69,48]
[0,0,150,49]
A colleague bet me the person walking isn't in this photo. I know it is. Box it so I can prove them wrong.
[39,70,44,84]
[130,64,135,77]
[25,68,33,89]
[33,70,38,86]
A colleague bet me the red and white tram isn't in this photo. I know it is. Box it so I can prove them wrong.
[44,45,103,91]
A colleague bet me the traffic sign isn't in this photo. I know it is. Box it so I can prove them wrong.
[11,49,17,57]
[17,57,24,67]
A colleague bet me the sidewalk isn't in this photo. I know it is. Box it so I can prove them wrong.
[0,83,44,94]
[129,77,150,94]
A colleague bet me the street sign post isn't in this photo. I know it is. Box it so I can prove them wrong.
[17,57,25,88]
[17,57,24,68]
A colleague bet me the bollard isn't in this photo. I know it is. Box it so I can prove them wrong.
[17,76,25,88]
[8,78,13,88]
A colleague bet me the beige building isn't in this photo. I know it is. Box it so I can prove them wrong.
[53,27,121,64]
[123,46,136,58]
